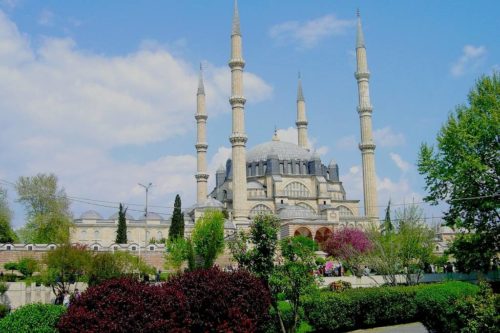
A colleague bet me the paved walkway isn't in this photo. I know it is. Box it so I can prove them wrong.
[348,322,428,333]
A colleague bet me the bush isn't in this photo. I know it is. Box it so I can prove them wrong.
[17,257,39,277]
[304,281,482,332]
[0,304,9,319]
[329,280,352,292]
[0,281,8,295]
[0,303,65,333]
[59,268,271,333]
[57,278,189,332]
[167,267,271,332]
[415,281,497,333]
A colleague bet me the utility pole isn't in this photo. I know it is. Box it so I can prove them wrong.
[139,182,153,248]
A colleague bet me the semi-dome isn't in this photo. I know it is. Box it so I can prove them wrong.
[190,198,225,210]
[278,205,316,219]
[80,210,103,220]
[247,141,312,163]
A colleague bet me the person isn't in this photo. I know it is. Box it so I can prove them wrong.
[156,270,161,282]
[63,291,71,308]
[54,292,64,305]
[363,266,370,276]
[73,288,81,300]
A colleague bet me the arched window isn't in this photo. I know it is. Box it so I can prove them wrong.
[249,204,272,217]
[81,230,87,240]
[284,182,310,197]
[157,231,163,240]
[338,205,354,217]
[294,227,312,238]
[94,230,100,240]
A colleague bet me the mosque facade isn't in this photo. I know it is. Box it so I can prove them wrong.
[71,3,379,249]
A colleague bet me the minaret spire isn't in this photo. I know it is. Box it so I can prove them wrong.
[296,72,309,149]
[355,11,378,220]
[195,63,209,204]
[229,0,248,222]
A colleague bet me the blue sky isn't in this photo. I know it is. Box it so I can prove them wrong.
[0,0,498,228]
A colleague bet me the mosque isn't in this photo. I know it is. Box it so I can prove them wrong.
[72,3,379,249]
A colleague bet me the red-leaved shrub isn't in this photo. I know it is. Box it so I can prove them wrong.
[57,268,271,332]
[167,267,271,332]
[57,278,190,333]
[324,227,372,260]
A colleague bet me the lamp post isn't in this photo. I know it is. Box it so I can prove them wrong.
[138,182,153,248]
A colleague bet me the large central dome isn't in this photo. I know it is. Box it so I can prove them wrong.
[246,140,312,162]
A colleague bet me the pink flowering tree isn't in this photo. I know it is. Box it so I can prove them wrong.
[324,228,372,276]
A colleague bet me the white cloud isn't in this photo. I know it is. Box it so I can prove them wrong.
[269,14,354,49]
[451,45,487,77]
[390,153,411,172]
[340,164,423,218]
[38,9,54,26]
[373,127,406,147]
[276,127,328,155]
[0,10,273,225]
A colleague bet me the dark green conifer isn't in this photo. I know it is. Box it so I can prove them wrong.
[169,194,184,240]
[116,203,128,244]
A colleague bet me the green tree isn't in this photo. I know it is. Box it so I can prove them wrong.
[185,238,196,271]
[15,174,72,244]
[87,251,154,285]
[229,214,281,281]
[17,257,39,277]
[383,200,393,234]
[42,243,92,297]
[0,187,17,243]
[164,237,188,273]
[168,194,184,240]
[115,203,127,244]
[229,214,286,333]
[270,236,318,333]
[366,204,435,285]
[446,232,495,273]
[418,73,500,255]
[191,210,225,268]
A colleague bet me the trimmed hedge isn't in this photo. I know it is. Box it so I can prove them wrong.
[0,303,66,333]
[303,281,482,332]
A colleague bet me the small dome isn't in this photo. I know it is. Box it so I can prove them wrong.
[247,141,312,162]
[109,212,135,220]
[328,160,337,167]
[80,210,103,220]
[145,212,164,220]
[216,165,225,173]
[278,205,315,219]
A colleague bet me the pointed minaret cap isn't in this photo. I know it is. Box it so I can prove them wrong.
[216,164,225,173]
[232,0,241,36]
[197,63,205,95]
[297,72,305,102]
[356,9,365,49]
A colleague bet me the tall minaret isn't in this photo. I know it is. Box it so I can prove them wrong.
[296,73,309,150]
[229,0,248,221]
[195,64,209,204]
[355,10,378,219]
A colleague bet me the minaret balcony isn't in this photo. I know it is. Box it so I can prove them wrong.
[229,133,248,146]
[229,96,246,105]
[195,114,208,121]
[195,173,210,181]
[357,106,373,115]
[358,142,376,151]
[355,71,370,80]
[229,58,245,68]
[195,143,208,151]
[296,120,308,126]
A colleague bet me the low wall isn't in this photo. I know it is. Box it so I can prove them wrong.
[322,271,500,288]
[1,282,87,309]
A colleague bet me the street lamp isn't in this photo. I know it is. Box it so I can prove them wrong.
[138,182,153,248]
